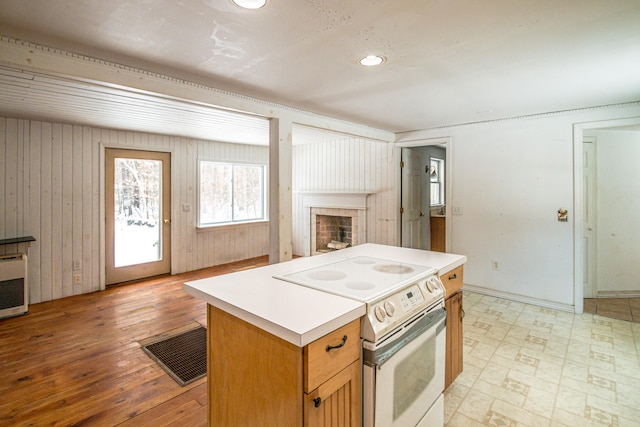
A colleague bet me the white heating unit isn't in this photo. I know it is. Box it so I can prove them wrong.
[0,253,28,319]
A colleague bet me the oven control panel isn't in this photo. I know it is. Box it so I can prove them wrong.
[399,285,425,312]
[364,274,444,341]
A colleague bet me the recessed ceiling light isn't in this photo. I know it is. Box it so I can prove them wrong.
[232,0,267,9]
[359,55,385,67]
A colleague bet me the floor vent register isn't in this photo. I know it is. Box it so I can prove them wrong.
[141,325,207,386]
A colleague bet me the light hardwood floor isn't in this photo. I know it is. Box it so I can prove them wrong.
[0,256,268,426]
[584,298,640,323]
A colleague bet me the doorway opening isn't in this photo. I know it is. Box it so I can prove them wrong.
[105,148,171,285]
[397,137,452,252]
[574,118,640,320]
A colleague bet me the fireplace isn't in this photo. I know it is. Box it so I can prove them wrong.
[313,209,357,253]
[299,192,371,256]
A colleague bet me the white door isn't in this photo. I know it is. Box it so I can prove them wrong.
[583,138,596,298]
[105,148,171,285]
[401,148,423,249]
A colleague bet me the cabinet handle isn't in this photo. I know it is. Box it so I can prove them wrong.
[326,335,347,352]
[449,273,457,280]
[313,397,322,408]
[460,307,465,320]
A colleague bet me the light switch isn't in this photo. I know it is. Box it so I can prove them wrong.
[182,203,191,212]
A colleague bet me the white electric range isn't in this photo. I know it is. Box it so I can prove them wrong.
[274,255,446,427]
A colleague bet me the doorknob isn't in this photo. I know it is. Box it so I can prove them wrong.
[419,211,425,217]
[163,219,170,224]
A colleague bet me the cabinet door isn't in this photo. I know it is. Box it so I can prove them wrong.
[304,361,361,427]
[430,216,446,252]
[445,291,464,390]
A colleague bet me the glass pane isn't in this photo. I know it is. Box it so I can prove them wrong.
[114,158,162,267]
[393,335,435,420]
[233,165,264,221]
[200,162,232,224]
[430,160,439,183]
[430,183,441,205]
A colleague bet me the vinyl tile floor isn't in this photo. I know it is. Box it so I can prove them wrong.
[444,292,640,427]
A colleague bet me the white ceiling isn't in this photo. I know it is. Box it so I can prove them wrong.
[0,0,639,142]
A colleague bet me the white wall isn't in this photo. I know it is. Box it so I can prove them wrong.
[291,138,399,256]
[586,129,640,295]
[398,105,640,310]
[0,117,269,304]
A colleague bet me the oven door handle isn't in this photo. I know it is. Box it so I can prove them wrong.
[363,308,446,368]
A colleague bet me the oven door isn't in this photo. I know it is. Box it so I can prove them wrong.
[363,307,446,427]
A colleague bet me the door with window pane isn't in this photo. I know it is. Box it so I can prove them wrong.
[105,149,171,285]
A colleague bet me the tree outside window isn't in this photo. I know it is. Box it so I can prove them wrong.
[199,161,266,226]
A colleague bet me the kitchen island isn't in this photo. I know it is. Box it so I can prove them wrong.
[184,243,466,426]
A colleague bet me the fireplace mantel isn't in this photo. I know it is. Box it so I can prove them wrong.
[298,191,373,210]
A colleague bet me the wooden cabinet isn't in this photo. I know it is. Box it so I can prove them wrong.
[207,305,361,427]
[444,290,463,389]
[430,216,446,252]
[441,265,464,390]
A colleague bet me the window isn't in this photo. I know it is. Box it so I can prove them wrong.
[429,158,445,206]
[198,160,266,226]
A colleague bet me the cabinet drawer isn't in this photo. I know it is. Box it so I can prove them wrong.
[441,265,464,299]
[304,319,360,393]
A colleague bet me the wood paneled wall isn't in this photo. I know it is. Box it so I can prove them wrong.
[291,138,399,256]
[0,117,269,303]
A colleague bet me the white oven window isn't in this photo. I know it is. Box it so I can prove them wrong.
[393,336,436,420]
[363,308,445,427]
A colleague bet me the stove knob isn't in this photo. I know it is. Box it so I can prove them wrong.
[432,276,444,292]
[384,301,396,317]
[374,305,386,322]
[425,278,435,293]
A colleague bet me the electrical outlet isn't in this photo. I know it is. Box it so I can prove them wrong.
[491,260,500,271]
[73,260,81,270]
[73,274,82,284]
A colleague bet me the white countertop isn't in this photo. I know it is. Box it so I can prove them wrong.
[183,243,466,347]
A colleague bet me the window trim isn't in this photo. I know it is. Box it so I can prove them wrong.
[197,159,268,228]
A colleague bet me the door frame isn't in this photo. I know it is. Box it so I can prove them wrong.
[99,144,173,289]
[572,117,640,313]
[396,136,452,251]
[582,136,596,299]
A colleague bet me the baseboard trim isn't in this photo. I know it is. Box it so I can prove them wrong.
[462,284,575,313]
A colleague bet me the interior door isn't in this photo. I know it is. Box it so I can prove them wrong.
[401,148,423,248]
[105,148,171,285]
[582,138,596,298]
